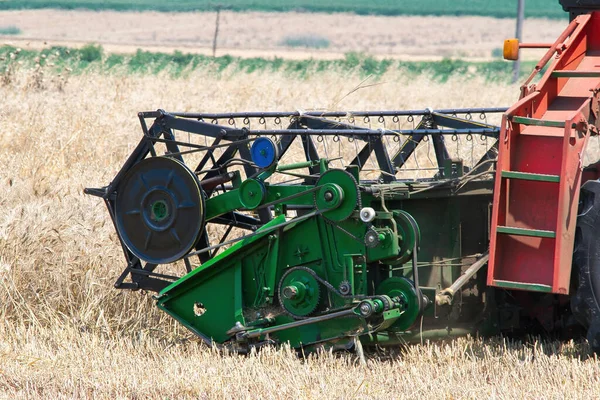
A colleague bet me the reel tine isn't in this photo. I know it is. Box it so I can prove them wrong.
[425,134,435,170]
[468,133,475,169]
[353,136,361,171]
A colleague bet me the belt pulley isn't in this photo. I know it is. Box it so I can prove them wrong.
[114,156,205,264]
[314,169,361,221]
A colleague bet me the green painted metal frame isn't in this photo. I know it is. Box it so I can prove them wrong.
[496,226,556,238]
[500,170,560,182]
[492,279,553,293]
[551,70,600,77]
[511,116,575,128]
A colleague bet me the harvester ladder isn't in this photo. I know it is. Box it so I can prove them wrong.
[488,12,600,294]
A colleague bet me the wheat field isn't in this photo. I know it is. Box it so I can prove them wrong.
[0,64,599,399]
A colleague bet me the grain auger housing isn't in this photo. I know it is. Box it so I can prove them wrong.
[87,2,600,352]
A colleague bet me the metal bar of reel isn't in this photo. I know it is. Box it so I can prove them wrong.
[157,112,243,141]
[151,111,500,140]
[431,134,450,174]
[138,113,157,157]
[195,136,222,173]
[372,138,396,182]
[348,139,375,172]
[224,128,500,137]
[299,115,370,176]
[104,122,161,195]
[390,118,428,170]
[99,195,174,292]
[277,133,297,159]
[195,231,211,264]
[212,212,261,230]
[164,107,508,120]
[428,116,450,174]
[162,128,183,162]
[299,115,396,180]
[431,112,498,130]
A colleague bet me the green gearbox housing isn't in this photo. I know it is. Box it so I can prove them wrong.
[153,154,426,349]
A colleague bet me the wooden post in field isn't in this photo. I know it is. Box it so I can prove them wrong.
[212,5,222,57]
[512,0,525,83]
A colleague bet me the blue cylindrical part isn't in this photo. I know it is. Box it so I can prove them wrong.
[251,137,277,168]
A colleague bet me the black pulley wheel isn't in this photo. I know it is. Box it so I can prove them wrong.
[571,179,600,352]
[115,157,205,264]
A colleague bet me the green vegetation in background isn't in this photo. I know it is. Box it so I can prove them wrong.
[0,26,21,35]
[3,0,569,19]
[280,35,330,49]
[0,44,537,82]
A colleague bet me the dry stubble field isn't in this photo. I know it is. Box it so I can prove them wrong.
[0,64,600,399]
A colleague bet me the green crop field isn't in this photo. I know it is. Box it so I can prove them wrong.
[1,0,569,19]
[0,45,537,82]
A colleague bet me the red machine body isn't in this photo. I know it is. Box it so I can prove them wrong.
[489,13,600,295]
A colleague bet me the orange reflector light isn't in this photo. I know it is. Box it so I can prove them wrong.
[503,38,520,61]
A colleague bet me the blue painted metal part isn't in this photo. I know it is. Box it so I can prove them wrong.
[251,137,277,168]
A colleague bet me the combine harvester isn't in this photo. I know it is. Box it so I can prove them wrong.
[87,0,600,352]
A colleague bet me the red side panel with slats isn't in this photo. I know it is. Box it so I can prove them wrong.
[488,12,600,294]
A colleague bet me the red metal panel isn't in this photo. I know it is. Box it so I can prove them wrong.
[488,13,597,294]
[492,236,555,286]
[588,12,600,50]
[553,112,590,293]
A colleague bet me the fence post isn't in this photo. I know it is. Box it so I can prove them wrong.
[512,0,525,83]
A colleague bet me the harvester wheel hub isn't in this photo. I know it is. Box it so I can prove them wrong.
[115,157,205,264]
[140,188,178,231]
[151,200,169,222]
